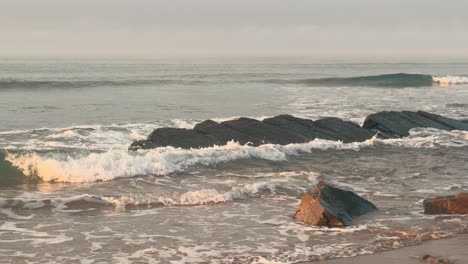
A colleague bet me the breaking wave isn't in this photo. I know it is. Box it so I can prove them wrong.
[0,180,287,212]
[2,74,467,90]
[2,128,467,184]
[292,73,468,87]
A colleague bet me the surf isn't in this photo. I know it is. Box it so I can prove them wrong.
[3,128,467,184]
[296,73,468,87]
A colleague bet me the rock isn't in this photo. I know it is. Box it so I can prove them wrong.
[222,117,308,145]
[417,111,468,131]
[128,111,468,150]
[263,115,336,141]
[314,117,375,142]
[418,255,450,264]
[193,120,263,146]
[423,193,468,214]
[147,128,220,149]
[363,111,468,137]
[128,139,158,150]
[294,181,377,227]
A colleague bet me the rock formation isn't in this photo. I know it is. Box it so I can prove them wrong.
[129,110,468,150]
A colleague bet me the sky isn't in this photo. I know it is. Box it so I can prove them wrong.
[1,0,467,59]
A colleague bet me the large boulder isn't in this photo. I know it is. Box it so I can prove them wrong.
[363,111,468,137]
[423,193,468,214]
[221,117,308,145]
[294,181,377,227]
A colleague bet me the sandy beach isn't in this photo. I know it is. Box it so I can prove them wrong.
[320,234,468,264]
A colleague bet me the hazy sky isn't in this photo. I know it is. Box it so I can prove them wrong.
[1,0,467,59]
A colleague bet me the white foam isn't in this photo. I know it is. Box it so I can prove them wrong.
[5,127,467,183]
[432,75,468,85]
[0,222,73,245]
[4,140,353,182]
[101,180,285,209]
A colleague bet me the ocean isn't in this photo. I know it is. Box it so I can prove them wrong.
[0,58,467,263]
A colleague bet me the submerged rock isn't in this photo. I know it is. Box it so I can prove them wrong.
[293,181,377,227]
[423,193,468,215]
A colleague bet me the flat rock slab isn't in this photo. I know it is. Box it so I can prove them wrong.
[294,181,377,227]
[423,193,468,214]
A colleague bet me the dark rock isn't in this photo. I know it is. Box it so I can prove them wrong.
[128,140,158,150]
[128,111,468,150]
[294,181,377,227]
[148,128,220,149]
[417,111,468,131]
[193,120,263,146]
[423,193,468,215]
[263,115,336,140]
[362,111,462,137]
[418,255,450,264]
[222,117,308,145]
[314,117,375,142]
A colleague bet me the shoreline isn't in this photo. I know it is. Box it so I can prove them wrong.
[317,234,468,264]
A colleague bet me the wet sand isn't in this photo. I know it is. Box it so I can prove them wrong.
[320,234,468,264]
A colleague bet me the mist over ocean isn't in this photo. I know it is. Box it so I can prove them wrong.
[0,59,467,263]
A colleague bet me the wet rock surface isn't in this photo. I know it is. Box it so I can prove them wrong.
[129,111,468,150]
[293,181,377,227]
[418,255,450,264]
[423,193,468,215]
[362,111,468,137]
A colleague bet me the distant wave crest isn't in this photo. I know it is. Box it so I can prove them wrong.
[296,73,468,87]
[2,73,467,89]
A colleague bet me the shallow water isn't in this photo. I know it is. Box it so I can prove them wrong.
[0,59,467,263]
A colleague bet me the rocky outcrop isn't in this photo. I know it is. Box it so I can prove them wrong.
[363,111,468,137]
[314,117,375,142]
[423,193,468,215]
[145,128,219,149]
[263,115,335,140]
[293,181,377,227]
[129,111,468,150]
[221,117,309,145]
[194,120,263,146]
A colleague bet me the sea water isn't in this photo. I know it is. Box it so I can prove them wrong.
[0,58,467,263]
